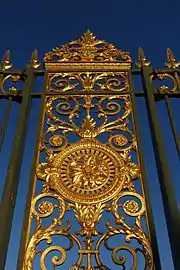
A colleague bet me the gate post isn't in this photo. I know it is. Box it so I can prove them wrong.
[0,65,35,270]
[129,71,162,269]
[141,64,180,269]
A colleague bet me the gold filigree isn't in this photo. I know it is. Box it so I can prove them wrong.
[47,72,130,93]
[44,95,132,141]
[44,30,131,63]
[113,134,128,146]
[112,245,137,268]
[38,201,54,216]
[0,74,22,93]
[69,153,109,189]
[104,218,153,269]
[23,39,154,269]
[23,193,68,270]
[123,199,139,214]
[74,203,104,236]
[40,246,66,269]
[151,72,178,93]
[36,140,127,204]
[49,134,63,146]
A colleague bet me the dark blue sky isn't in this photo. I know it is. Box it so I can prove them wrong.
[0,1,180,269]
[0,0,180,67]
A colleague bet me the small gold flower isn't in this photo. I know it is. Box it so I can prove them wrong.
[123,200,139,214]
[69,154,109,189]
[113,135,128,146]
[49,135,63,146]
[38,201,53,215]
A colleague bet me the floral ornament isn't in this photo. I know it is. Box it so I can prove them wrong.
[74,203,104,236]
[69,154,109,189]
[119,151,140,192]
[123,200,139,215]
[49,135,64,147]
[36,158,60,192]
[113,134,128,147]
[44,30,131,63]
[38,201,54,215]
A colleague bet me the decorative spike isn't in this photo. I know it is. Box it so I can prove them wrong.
[30,49,41,68]
[86,29,91,33]
[136,47,150,68]
[0,50,12,70]
[165,48,180,68]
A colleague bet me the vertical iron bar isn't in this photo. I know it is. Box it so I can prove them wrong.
[164,95,180,159]
[142,67,180,269]
[174,72,180,93]
[129,71,162,269]
[16,83,45,269]
[0,66,34,270]
[0,97,12,151]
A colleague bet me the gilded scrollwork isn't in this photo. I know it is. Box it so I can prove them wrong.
[74,203,104,237]
[23,32,154,269]
[47,72,130,93]
[151,72,178,93]
[44,30,131,63]
[0,74,23,93]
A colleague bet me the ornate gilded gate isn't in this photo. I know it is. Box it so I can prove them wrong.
[0,31,179,269]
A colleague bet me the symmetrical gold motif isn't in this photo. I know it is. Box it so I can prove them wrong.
[69,153,108,189]
[23,32,154,270]
[44,30,131,63]
[165,48,180,69]
[37,140,131,204]
[136,47,150,68]
[47,72,129,93]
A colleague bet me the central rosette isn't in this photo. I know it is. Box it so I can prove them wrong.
[68,154,109,189]
[43,141,126,204]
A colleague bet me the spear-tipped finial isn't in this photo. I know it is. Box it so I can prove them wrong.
[0,50,12,70]
[29,49,41,68]
[136,47,150,68]
[165,48,180,68]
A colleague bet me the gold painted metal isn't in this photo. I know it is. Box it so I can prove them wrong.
[136,47,150,68]
[30,49,41,69]
[23,32,154,269]
[0,74,21,93]
[0,50,12,71]
[44,30,131,63]
[165,48,180,69]
[46,72,130,93]
[44,30,132,71]
[150,72,178,93]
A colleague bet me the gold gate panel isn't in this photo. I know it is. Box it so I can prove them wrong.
[23,31,153,269]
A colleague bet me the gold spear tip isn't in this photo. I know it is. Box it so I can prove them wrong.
[30,49,41,68]
[0,50,12,70]
[136,47,150,68]
[165,48,180,68]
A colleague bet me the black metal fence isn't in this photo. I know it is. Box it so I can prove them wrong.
[0,49,180,270]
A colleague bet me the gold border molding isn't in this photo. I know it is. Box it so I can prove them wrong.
[43,30,132,71]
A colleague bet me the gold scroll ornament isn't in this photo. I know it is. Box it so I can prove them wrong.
[23,31,154,270]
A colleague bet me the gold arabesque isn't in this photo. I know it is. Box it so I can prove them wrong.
[23,31,154,270]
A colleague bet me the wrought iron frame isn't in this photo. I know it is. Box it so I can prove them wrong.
[0,33,179,269]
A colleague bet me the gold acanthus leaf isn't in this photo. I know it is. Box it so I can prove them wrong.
[74,203,104,236]
[44,30,131,63]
